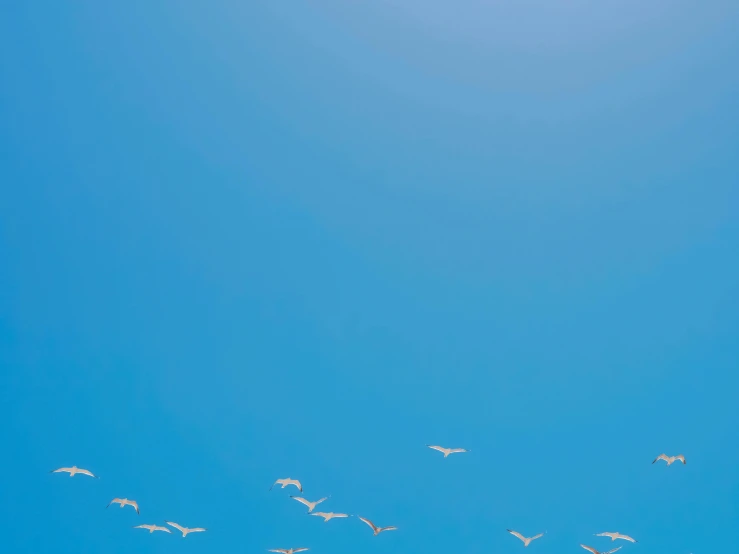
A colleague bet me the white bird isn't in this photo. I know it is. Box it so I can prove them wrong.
[358,516,397,535]
[581,544,622,554]
[595,532,637,543]
[270,478,302,492]
[311,512,350,522]
[107,498,139,514]
[426,445,469,457]
[165,521,207,537]
[50,466,98,478]
[133,524,170,534]
[653,454,686,465]
[290,496,328,512]
[507,529,545,547]
[268,548,309,554]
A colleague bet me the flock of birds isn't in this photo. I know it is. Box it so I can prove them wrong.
[50,446,687,552]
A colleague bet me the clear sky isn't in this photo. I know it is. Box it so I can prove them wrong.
[1,2,738,554]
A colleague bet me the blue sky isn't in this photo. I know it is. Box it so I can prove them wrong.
[1,2,738,554]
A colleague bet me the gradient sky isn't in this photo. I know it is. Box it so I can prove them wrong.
[1,2,738,554]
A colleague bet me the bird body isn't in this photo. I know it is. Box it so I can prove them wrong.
[426,445,468,457]
[311,512,350,522]
[290,496,328,512]
[270,478,303,492]
[134,524,170,534]
[507,529,544,547]
[581,544,622,554]
[358,516,397,535]
[595,532,636,543]
[50,466,97,478]
[165,521,207,537]
[652,454,686,465]
[107,498,140,514]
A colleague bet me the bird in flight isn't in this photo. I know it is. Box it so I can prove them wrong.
[134,524,171,534]
[268,548,308,554]
[165,521,207,537]
[107,498,139,514]
[653,454,686,465]
[290,496,328,512]
[50,466,98,478]
[581,544,622,554]
[311,512,350,522]
[270,478,302,492]
[426,445,469,457]
[358,516,397,535]
[507,529,545,547]
[595,532,637,543]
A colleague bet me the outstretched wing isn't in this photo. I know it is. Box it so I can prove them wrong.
[293,549,309,553]
[332,513,350,518]
[426,445,447,453]
[77,468,97,478]
[530,533,544,541]
[51,467,71,473]
[165,521,187,534]
[290,480,303,492]
[268,550,288,553]
[675,455,686,464]
[618,534,636,543]
[449,448,468,453]
[291,497,312,508]
[188,528,206,533]
[507,530,527,543]
[379,526,398,532]
[595,533,614,539]
[107,498,121,508]
[580,545,599,554]
[133,525,151,530]
[359,517,378,532]
[156,526,172,533]
[652,454,669,464]
[603,548,622,554]
[129,500,140,514]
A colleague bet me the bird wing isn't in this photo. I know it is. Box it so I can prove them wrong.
[427,445,447,453]
[292,549,309,552]
[507,530,527,543]
[359,517,378,532]
[449,448,468,453]
[379,526,398,532]
[291,496,312,507]
[155,526,172,533]
[652,454,668,463]
[290,480,303,491]
[77,468,97,478]
[134,525,151,530]
[604,548,622,554]
[129,500,140,514]
[675,455,686,464]
[268,550,288,553]
[188,528,206,533]
[580,545,600,554]
[530,533,544,541]
[617,534,636,543]
[107,498,121,508]
[51,467,71,473]
[333,513,350,518]
[165,521,187,534]
[311,512,328,519]
[594,533,614,538]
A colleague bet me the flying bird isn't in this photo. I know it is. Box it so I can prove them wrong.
[595,532,637,543]
[133,524,170,534]
[270,478,302,492]
[426,445,469,457]
[581,544,622,554]
[50,466,98,478]
[507,529,545,547]
[311,512,350,522]
[165,521,207,537]
[652,454,686,465]
[107,498,139,514]
[358,516,397,535]
[290,496,328,512]
[268,549,308,554]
